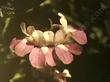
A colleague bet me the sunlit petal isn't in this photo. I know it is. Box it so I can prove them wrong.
[58,13,67,28]
[32,30,43,44]
[63,69,71,78]
[43,31,54,44]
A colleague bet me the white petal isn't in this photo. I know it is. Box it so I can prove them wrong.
[54,70,60,73]
[58,13,67,28]
[32,30,43,44]
[63,69,71,78]
[41,47,49,54]
[43,31,54,43]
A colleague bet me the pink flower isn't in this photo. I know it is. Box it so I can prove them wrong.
[10,13,87,69]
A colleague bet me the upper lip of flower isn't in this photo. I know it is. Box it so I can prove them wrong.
[20,23,69,47]
[19,12,87,47]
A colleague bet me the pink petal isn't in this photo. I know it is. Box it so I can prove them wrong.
[55,45,73,64]
[29,48,45,69]
[71,30,87,45]
[65,43,82,55]
[42,48,56,67]
[9,38,21,50]
[15,39,34,57]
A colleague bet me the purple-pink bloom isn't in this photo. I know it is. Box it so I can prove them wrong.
[10,13,87,69]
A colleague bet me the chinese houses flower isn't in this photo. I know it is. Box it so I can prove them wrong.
[10,13,87,69]
[54,69,71,82]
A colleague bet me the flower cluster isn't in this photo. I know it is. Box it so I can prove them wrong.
[10,13,87,69]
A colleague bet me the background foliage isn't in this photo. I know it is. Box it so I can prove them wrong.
[0,0,110,82]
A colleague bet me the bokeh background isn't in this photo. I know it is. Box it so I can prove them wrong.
[0,0,110,82]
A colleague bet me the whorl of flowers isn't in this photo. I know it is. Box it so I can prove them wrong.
[10,13,87,69]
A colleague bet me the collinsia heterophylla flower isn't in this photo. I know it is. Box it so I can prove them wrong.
[54,69,71,82]
[10,13,87,69]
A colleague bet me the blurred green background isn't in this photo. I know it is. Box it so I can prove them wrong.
[0,0,110,82]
